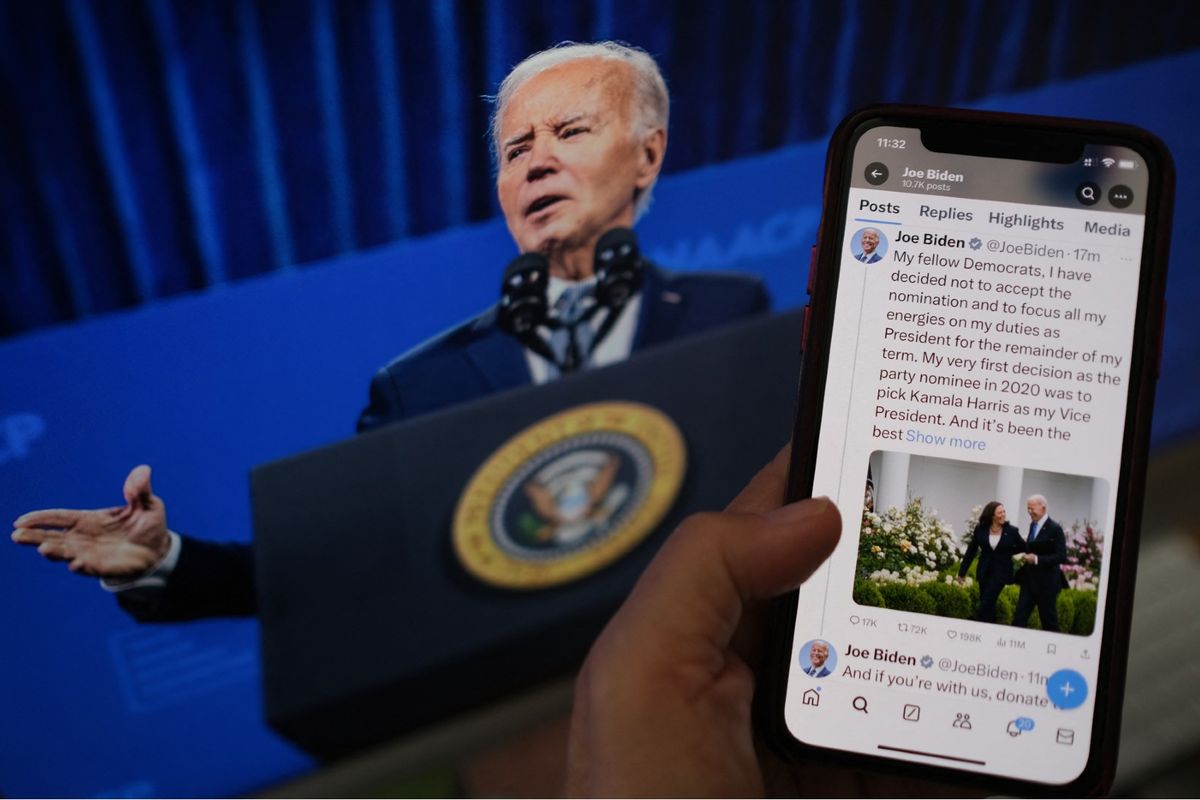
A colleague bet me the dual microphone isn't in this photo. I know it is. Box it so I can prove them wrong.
[498,228,645,374]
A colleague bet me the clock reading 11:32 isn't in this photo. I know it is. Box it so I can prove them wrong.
[876,137,907,149]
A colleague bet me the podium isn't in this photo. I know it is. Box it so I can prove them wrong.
[251,309,803,759]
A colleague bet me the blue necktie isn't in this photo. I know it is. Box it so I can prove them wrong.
[547,284,595,376]
[1029,520,1039,542]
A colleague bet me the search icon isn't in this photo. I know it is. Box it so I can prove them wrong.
[852,696,869,713]
[1076,181,1100,206]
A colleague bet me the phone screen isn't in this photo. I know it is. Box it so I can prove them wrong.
[784,123,1152,785]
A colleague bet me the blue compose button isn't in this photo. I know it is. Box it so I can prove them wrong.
[1046,669,1088,710]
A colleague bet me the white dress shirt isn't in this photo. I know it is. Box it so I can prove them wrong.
[101,529,182,592]
[525,275,642,384]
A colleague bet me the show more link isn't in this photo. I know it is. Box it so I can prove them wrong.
[852,451,1106,636]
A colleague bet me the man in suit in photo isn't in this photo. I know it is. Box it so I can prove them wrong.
[1013,494,1068,632]
[11,42,768,622]
[804,640,833,678]
[855,228,883,263]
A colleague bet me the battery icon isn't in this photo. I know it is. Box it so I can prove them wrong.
[1117,159,1136,170]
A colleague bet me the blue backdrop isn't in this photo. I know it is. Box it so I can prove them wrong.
[2,0,1198,339]
[2,7,1199,798]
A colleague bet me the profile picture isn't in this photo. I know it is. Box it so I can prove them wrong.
[798,639,837,678]
[850,227,888,263]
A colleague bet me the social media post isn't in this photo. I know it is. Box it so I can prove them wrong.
[784,181,1141,785]
[842,190,1144,478]
[789,443,1105,742]
[790,632,1095,778]
[851,450,1106,636]
[795,637,1084,716]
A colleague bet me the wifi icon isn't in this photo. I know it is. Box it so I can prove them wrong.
[1101,157,1117,168]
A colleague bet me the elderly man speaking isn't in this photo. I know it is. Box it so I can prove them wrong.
[12,42,768,621]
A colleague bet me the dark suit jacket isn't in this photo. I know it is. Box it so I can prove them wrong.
[117,267,769,622]
[356,266,769,429]
[1017,516,1068,594]
[958,522,1025,592]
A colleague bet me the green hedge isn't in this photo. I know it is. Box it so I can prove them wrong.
[1057,591,1077,632]
[853,579,885,608]
[1017,589,1085,632]
[858,578,1098,635]
[1071,591,1097,635]
[878,583,937,615]
[923,581,973,619]
[997,585,1019,625]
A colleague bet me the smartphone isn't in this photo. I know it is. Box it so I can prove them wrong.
[759,106,1173,795]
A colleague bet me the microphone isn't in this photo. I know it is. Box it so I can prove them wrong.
[498,252,558,365]
[498,252,550,337]
[588,228,645,356]
[497,229,648,374]
[593,227,644,310]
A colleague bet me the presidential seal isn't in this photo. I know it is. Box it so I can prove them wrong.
[453,401,686,590]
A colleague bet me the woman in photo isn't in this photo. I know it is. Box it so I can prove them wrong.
[957,501,1026,623]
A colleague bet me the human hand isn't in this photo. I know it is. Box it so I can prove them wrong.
[1023,553,1037,564]
[11,465,170,578]
[565,446,839,797]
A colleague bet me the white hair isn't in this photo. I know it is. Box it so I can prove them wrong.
[1027,495,1049,515]
[489,41,670,221]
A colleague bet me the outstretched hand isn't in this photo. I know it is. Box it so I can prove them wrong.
[11,465,170,579]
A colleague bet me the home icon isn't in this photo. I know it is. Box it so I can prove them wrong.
[802,688,820,707]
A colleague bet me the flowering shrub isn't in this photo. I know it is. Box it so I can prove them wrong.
[852,497,1100,633]
[963,504,983,550]
[858,498,963,582]
[1062,520,1103,590]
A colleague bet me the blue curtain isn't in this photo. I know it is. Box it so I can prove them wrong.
[1,0,1196,339]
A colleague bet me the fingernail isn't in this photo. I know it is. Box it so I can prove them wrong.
[765,496,835,526]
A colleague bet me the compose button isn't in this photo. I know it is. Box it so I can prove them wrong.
[1046,668,1088,710]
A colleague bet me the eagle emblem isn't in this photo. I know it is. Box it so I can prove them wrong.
[453,402,686,589]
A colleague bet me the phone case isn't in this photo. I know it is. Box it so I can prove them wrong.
[755,104,1175,797]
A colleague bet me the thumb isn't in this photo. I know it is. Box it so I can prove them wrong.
[123,465,153,508]
[613,498,841,659]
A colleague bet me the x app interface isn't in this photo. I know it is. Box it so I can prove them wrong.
[785,126,1149,784]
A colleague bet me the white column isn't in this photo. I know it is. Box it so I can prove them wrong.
[878,452,911,513]
[996,465,1024,533]
[1090,479,1108,528]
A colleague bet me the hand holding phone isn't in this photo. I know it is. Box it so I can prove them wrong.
[760,106,1173,796]
[566,447,840,797]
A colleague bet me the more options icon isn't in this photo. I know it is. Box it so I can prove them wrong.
[1109,184,1134,209]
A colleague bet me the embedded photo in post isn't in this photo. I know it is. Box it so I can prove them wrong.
[853,451,1106,636]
